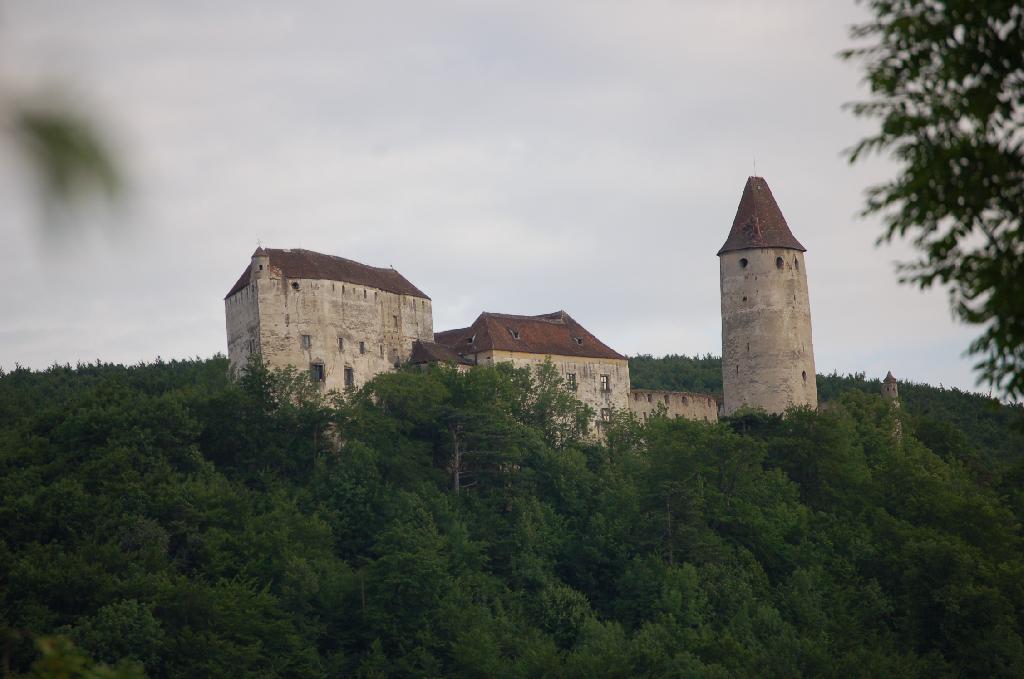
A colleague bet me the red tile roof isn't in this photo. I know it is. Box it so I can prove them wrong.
[225,248,429,299]
[410,340,474,366]
[884,371,897,383]
[717,176,806,255]
[435,311,625,361]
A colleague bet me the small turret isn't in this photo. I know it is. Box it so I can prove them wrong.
[251,247,270,282]
[881,370,899,402]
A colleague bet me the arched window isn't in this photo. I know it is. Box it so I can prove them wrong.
[776,256,784,269]
[739,258,748,269]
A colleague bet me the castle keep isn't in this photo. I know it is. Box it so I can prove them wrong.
[225,248,433,392]
[718,177,817,415]
[225,176,818,424]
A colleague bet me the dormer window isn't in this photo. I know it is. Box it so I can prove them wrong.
[573,336,583,345]
[466,334,475,344]
[507,328,520,340]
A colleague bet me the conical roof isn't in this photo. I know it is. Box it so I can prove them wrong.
[717,176,806,255]
[883,371,897,384]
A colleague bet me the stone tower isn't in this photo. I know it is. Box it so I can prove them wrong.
[881,370,899,402]
[718,176,817,415]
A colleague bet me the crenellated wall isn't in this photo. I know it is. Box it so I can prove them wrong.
[628,389,719,423]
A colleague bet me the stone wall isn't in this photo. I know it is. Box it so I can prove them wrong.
[472,350,630,431]
[628,389,719,423]
[225,282,261,375]
[720,247,817,415]
[225,267,433,392]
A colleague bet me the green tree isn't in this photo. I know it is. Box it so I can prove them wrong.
[842,1,1024,398]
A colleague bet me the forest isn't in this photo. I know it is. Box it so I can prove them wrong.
[1,354,1022,677]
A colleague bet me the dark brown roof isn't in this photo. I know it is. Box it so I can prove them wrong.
[225,248,429,299]
[435,311,626,361]
[884,371,897,383]
[410,340,474,365]
[717,176,806,255]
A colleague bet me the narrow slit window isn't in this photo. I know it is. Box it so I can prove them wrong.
[359,341,366,354]
[601,374,610,392]
[338,337,344,351]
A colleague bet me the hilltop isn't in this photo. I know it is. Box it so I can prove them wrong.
[1,355,1022,677]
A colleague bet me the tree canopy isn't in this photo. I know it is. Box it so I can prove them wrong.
[1,354,1022,677]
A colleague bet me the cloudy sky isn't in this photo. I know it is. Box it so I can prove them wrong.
[0,1,982,392]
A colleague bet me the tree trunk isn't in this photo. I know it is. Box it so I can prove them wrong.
[451,426,461,494]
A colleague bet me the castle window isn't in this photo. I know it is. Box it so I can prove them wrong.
[292,281,300,290]
[344,367,354,387]
[795,259,800,270]
[338,337,344,351]
[739,258,748,269]
[682,395,689,405]
[310,363,325,383]
[600,408,611,422]
[776,256,784,269]
[573,336,583,345]
[664,395,670,404]
[646,393,652,403]
[566,373,577,391]
[393,315,399,328]
[379,344,384,357]
[508,327,520,340]
[258,264,263,270]
[600,375,610,392]
[363,289,367,299]
[359,341,366,354]
[301,334,312,349]
[802,370,808,383]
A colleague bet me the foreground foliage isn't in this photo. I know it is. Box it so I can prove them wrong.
[1,356,1022,677]
[842,0,1024,398]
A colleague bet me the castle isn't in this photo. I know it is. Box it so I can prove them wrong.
[225,176,841,429]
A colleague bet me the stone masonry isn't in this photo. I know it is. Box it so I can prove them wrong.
[225,248,434,392]
[719,177,817,415]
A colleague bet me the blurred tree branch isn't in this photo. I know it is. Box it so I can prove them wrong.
[842,0,1024,399]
